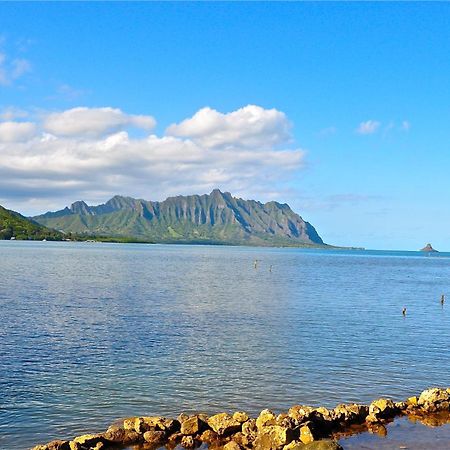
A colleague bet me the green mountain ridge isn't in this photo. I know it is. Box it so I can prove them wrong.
[0,205,63,241]
[33,189,327,247]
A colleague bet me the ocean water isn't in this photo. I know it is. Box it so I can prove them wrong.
[1,241,449,449]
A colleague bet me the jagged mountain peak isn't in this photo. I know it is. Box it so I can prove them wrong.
[33,190,326,247]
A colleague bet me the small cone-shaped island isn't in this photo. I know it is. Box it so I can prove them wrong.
[421,243,438,252]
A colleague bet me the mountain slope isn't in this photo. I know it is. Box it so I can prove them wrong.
[0,205,63,240]
[34,190,326,246]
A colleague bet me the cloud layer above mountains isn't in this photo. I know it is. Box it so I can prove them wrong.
[0,105,305,213]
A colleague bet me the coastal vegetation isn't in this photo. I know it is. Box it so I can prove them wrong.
[0,205,63,241]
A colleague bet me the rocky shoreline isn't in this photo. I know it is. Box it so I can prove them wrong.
[32,387,450,450]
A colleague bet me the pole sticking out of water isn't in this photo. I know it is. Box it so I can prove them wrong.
[402,307,407,317]
[269,264,273,273]
[441,294,445,306]
[254,259,259,269]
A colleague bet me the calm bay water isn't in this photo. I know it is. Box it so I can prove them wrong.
[1,241,449,449]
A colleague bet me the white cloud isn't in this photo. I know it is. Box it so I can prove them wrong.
[318,126,337,137]
[0,121,36,142]
[11,58,31,78]
[0,106,29,121]
[0,105,305,214]
[166,105,292,149]
[401,120,410,131]
[356,120,380,135]
[0,52,31,86]
[43,107,156,137]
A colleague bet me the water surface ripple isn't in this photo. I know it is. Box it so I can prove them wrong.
[1,242,449,449]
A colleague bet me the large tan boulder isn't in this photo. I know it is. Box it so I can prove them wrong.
[256,409,277,429]
[333,403,368,424]
[299,422,319,444]
[207,413,242,436]
[418,388,450,411]
[143,430,166,445]
[180,416,206,435]
[366,398,398,422]
[132,416,179,433]
[104,425,143,445]
[199,429,219,443]
[69,434,106,450]
[254,425,296,449]
[288,406,315,425]
[233,411,250,423]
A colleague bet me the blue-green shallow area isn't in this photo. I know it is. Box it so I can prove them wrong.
[1,241,449,449]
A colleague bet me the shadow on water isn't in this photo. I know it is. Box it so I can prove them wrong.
[338,411,450,449]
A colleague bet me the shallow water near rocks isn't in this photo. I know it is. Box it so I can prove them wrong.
[1,241,450,449]
[340,412,450,449]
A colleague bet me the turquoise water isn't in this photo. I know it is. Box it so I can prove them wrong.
[1,241,449,449]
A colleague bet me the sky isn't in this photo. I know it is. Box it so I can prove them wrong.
[1,2,450,250]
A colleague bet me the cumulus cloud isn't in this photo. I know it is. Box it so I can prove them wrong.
[0,105,305,214]
[43,107,156,137]
[0,121,36,142]
[356,120,380,135]
[166,105,292,149]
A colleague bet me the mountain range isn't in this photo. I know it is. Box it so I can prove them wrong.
[33,189,326,247]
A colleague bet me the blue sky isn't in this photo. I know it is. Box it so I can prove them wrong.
[1,2,449,250]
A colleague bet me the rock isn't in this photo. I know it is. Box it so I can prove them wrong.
[407,396,418,406]
[231,431,253,448]
[418,388,450,411]
[32,440,70,450]
[288,406,315,425]
[254,425,296,449]
[104,426,143,445]
[207,413,242,436]
[314,407,334,423]
[333,404,368,424]
[284,440,343,450]
[299,422,319,445]
[367,423,387,437]
[178,413,190,423]
[276,414,297,429]
[395,401,407,411]
[133,416,175,433]
[123,417,137,431]
[367,398,398,422]
[69,434,106,450]
[421,243,438,252]
[181,435,197,448]
[167,432,183,445]
[181,416,206,435]
[233,411,250,423]
[199,429,219,443]
[143,430,166,445]
[256,409,277,429]
[224,441,242,450]
[242,419,257,435]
